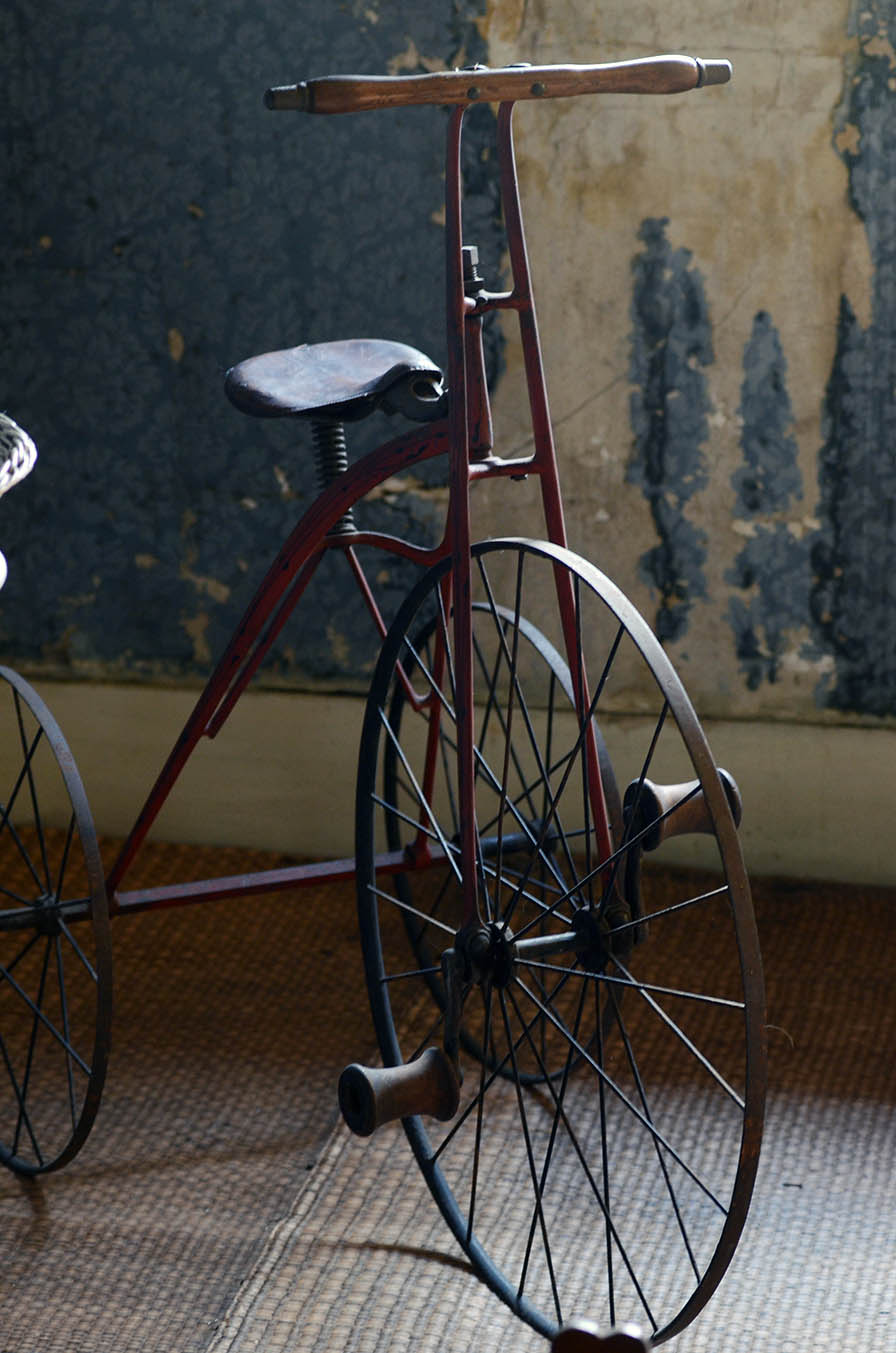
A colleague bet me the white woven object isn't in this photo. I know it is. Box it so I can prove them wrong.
[0,413,38,589]
[0,412,37,500]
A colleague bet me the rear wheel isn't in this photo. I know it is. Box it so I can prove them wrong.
[382,597,627,1077]
[0,668,112,1174]
[355,539,766,1342]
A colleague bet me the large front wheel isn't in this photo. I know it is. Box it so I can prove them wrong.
[355,539,766,1342]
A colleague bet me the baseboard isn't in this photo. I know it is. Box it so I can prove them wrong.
[11,678,896,887]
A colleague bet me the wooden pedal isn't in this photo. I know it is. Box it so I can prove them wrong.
[624,768,742,852]
[338,1047,460,1137]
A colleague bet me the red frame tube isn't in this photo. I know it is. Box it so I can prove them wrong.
[108,92,615,915]
[107,420,452,901]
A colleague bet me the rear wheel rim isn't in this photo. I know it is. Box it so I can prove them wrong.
[0,668,112,1174]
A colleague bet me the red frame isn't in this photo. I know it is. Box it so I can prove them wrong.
[105,99,612,925]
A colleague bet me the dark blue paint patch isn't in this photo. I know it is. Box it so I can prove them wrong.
[0,0,501,688]
[628,217,711,642]
[809,297,896,714]
[808,3,896,714]
[727,311,809,689]
[733,313,802,518]
[728,529,810,691]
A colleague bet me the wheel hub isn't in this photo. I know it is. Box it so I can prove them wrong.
[34,892,61,937]
[571,906,612,972]
[464,922,517,989]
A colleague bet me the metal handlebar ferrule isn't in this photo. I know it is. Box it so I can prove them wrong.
[695,58,732,87]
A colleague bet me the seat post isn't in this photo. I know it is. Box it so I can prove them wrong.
[311,418,356,534]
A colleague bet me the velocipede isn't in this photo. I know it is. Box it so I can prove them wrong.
[0,55,766,1344]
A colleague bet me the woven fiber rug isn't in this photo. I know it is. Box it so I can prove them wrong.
[204,872,896,1353]
[2,854,894,1352]
[0,839,377,1353]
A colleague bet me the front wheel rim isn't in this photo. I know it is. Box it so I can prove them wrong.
[355,539,766,1341]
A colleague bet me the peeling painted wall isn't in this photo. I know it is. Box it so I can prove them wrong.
[5,0,896,732]
[1,0,501,689]
[727,312,809,691]
[809,0,896,715]
[627,218,711,643]
[480,0,896,726]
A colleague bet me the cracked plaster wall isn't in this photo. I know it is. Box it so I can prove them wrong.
[4,0,896,732]
[480,0,894,726]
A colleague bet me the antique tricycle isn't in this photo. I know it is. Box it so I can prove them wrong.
[0,55,766,1345]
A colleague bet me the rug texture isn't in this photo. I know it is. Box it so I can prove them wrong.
[1,848,894,1353]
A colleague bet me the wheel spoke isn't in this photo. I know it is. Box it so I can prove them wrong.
[512,974,587,1304]
[419,687,595,898]
[474,556,539,821]
[0,731,51,895]
[494,987,562,1321]
[598,701,669,914]
[57,918,101,984]
[499,626,630,933]
[371,789,454,850]
[0,883,31,907]
[378,707,464,887]
[477,859,572,919]
[434,582,457,708]
[517,958,745,1011]
[13,691,53,894]
[613,883,730,935]
[474,737,583,844]
[14,936,53,1155]
[593,978,615,1324]
[430,960,582,1165]
[370,883,457,938]
[0,1029,43,1166]
[471,630,510,794]
[470,744,575,909]
[609,984,702,1284]
[52,812,78,905]
[572,576,596,914]
[53,935,80,1132]
[392,632,571,906]
[507,978,658,1331]
[510,782,706,946]
[1,929,41,977]
[392,628,583,917]
[380,965,442,983]
[610,953,745,1109]
[434,685,460,837]
[0,956,92,1077]
[491,555,526,928]
[515,972,728,1212]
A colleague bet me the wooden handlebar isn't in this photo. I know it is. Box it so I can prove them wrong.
[265,55,731,115]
